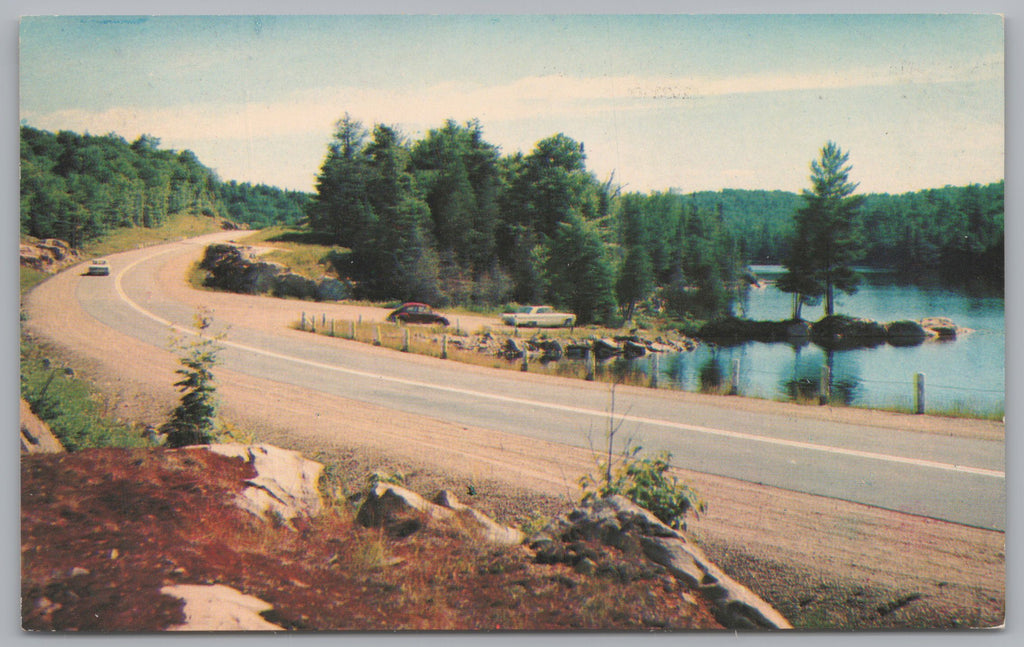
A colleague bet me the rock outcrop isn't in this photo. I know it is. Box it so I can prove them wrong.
[20,238,80,273]
[20,399,64,454]
[200,444,324,526]
[199,243,350,301]
[531,495,792,630]
[920,316,966,340]
[356,482,525,546]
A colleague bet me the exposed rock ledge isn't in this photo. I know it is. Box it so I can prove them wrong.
[533,495,793,630]
[20,238,81,273]
[192,443,789,630]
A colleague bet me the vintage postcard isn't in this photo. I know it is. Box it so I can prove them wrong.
[18,13,1005,632]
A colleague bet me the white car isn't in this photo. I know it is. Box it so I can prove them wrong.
[86,259,110,276]
[501,305,576,328]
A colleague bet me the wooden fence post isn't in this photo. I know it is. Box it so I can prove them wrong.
[915,373,925,414]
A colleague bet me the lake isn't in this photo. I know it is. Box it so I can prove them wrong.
[628,266,1005,418]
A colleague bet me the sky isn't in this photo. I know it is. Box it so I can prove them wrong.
[19,13,1005,196]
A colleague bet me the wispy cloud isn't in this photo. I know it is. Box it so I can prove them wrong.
[23,55,1001,146]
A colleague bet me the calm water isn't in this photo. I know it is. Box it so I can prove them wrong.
[629,266,1006,417]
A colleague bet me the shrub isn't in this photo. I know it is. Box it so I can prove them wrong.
[579,445,706,530]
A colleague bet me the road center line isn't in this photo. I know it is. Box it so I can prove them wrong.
[113,245,1005,481]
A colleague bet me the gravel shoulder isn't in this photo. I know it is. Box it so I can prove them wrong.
[22,238,1006,629]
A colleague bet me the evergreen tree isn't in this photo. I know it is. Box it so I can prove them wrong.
[546,215,617,325]
[615,194,655,322]
[160,310,221,448]
[779,142,864,317]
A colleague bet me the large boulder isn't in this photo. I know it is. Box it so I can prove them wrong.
[316,277,350,302]
[200,244,284,294]
[273,273,319,300]
[200,444,324,526]
[920,316,962,340]
[531,496,792,630]
[356,482,525,546]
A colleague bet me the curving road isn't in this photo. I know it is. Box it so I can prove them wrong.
[56,233,1006,530]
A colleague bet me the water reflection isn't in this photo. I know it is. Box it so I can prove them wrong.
[780,348,860,406]
[698,355,725,393]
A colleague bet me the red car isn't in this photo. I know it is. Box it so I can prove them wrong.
[386,302,450,326]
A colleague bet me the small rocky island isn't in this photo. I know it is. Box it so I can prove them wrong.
[697,315,966,350]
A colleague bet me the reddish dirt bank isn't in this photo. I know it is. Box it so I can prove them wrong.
[22,239,1005,629]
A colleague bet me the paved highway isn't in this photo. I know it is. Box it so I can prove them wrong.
[72,234,1005,530]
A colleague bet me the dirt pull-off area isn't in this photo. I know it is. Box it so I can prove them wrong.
[22,238,1005,629]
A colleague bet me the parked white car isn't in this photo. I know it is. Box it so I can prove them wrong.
[501,305,576,328]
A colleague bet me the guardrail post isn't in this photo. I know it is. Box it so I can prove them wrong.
[301,312,306,331]
[729,358,740,396]
[521,347,529,372]
[586,348,596,381]
[402,328,410,352]
[373,326,381,346]
[350,321,356,339]
[650,353,660,388]
[915,373,925,414]
[819,365,831,406]
[330,319,335,336]
[441,334,448,359]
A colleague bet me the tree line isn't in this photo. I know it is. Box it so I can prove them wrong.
[307,116,747,324]
[21,121,1003,327]
[694,182,1004,288]
[19,125,309,246]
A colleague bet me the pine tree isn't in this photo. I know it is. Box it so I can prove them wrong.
[160,309,221,448]
[779,142,864,318]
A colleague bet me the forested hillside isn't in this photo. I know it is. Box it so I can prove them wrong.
[19,126,308,246]
[21,121,1003,326]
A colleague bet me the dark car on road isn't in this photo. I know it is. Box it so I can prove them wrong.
[386,302,450,326]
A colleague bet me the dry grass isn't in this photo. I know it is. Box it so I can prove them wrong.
[82,213,228,257]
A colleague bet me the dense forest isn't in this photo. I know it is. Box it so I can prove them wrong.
[20,122,1004,325]
[19,125,309,246]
